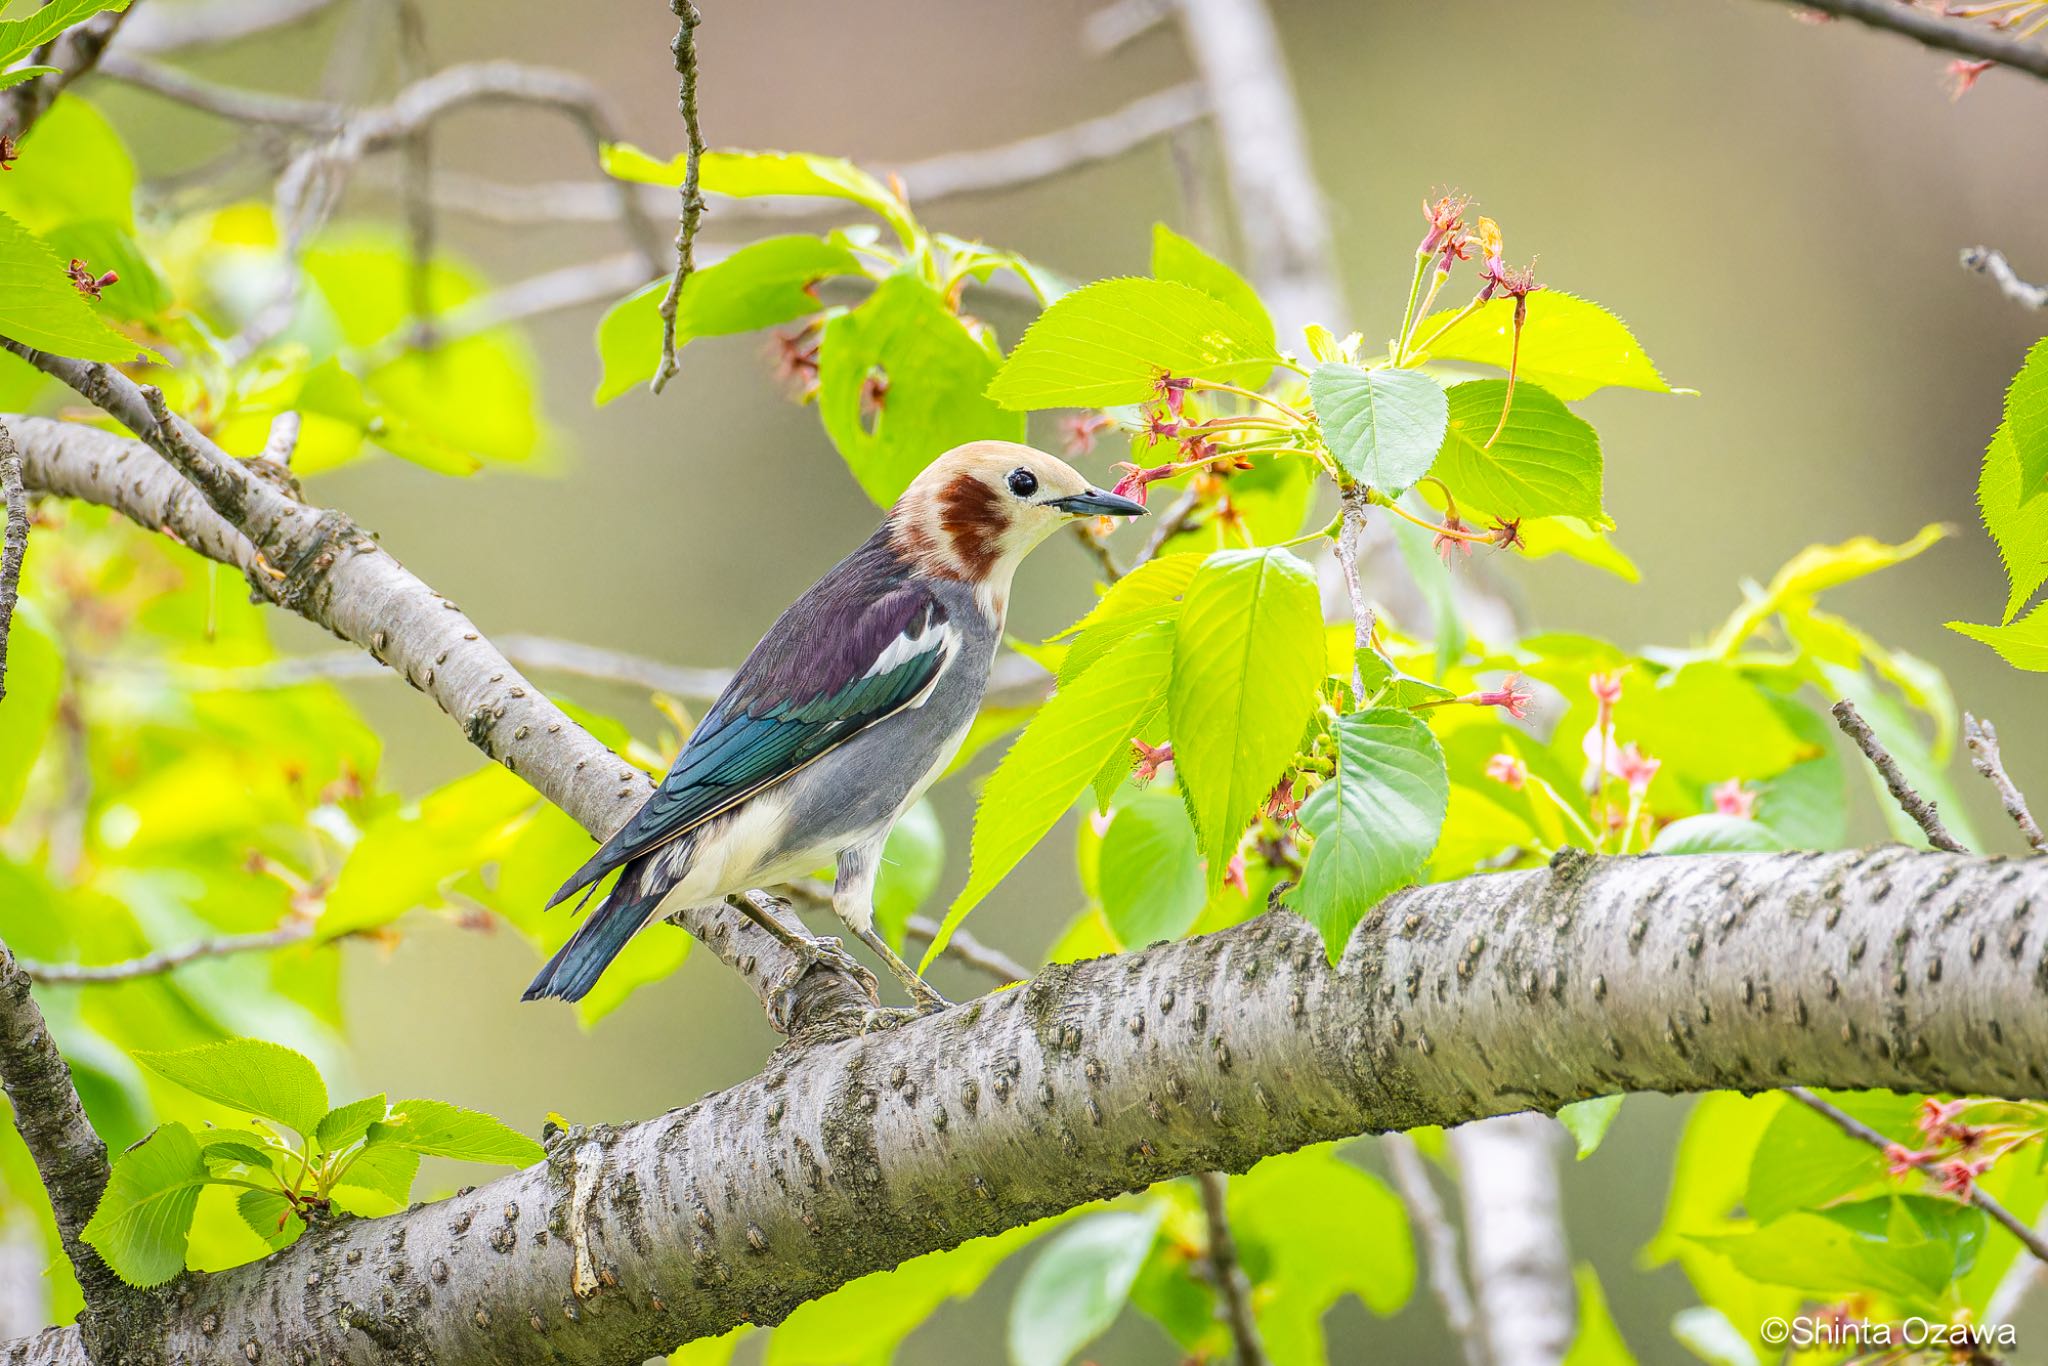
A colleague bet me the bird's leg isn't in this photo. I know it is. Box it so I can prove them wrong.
[835,843,952,1014]
[723,890,877,998]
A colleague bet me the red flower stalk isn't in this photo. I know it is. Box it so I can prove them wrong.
[1490,516,1525,553]
[1464,673,1532,720]
[1142,409,1182,444]
[1131,739,1173,784]
[1434,512,1475,565]
[1419,192,1472,257]
[66,258,118,299]
[1155,373,1193,417]
[768,328,821,398]
[1264,777,1301,823]
[0,134,17,172]
[1939,1157,1991,1196]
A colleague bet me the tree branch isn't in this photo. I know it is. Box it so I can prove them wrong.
[18,920,315,986]
[1833,698,1971,853]
[1965,712,2046,853]
[5,843,2045,1365]
[1783,1087,2048,1265]
[650,0,704,396]
[0,5,131,142]
[1196,1170,1268,1366]
[0,419,24,704]
[0,939,157,1358]
[1962,246,2048,311]
[0,375,879,1041]
[114,0,342,54]
[1452,1115,1576,1366]
[1760,0,2048,82]
[1383,1133,1486,1366]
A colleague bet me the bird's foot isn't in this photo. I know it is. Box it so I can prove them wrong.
[764,934,882,1035]
[852,926,953,1015]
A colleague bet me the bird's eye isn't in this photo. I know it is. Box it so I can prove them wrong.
[1006,467,1039,498]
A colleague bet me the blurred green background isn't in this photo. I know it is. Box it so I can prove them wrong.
[74,1,2048,1360]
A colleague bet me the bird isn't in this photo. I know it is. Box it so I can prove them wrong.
[524,440,1146,1011]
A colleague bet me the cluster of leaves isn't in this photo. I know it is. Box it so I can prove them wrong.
[1948,336,2048,670]
[81,1038,540,1286]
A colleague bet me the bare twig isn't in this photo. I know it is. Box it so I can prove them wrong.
[93,53,344,128]
[1784,1087,2048,1266]
[1832,698,1971,854]
[260,410,303,468]
[901,914,1032,985]
[0,938,155,1350]
[0,419,25,704]
[1083,0,1173,55]
[888,82,1206,202]
[1965,713,2046,853]
[1762,0,2048,82]
[1135,485,1203,564]
[1068,522,1124,582]
[1383,1133,1486,1366]
[1195,1171,1269,1366]
[21,920,316,985]
[1962,247,2048,311]
[651,0,705,396]
[116,0,343,54]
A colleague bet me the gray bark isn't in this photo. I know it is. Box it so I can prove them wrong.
[4,844,2045,1366]
[1453,1116,1575,1366]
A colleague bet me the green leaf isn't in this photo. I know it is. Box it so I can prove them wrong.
[1979,421,2048,621]
[1433,379,1606,525]
[314,1094,388,1152]
[134,1039,329,1137]
[331,1144,418,1212]
[0,96,135,233]
[1051,552,1204,642]
[1007,1207,1164,1366]
[1557,1096,1625,1159]
[235,1187,305,1251]
[1291,709,1449,961]
[872,798,944,950]
[592,235,860,403]
[1414,289,1675,400]
[925,620,1177,970]
[0,0,130,68]
[1098,791,1205,945]
[602,145,917,246]
[1307,363,1449,492]
[1753,754,1848,850]
[1690,1200,1960,1310]
[1168,549,1325,886]
[2002,336,2048,505]
[367,1098,543,1167]
[1562,1263,1637,1366]
[1743,1097,1907,1225]
[1948,602,2048,671]
[1649,815,1787,855]
[986,277,1281,410]
[0,206,156,361]
[1670,1308,1761,1366]
[0,602,61,822]
[0,67,56,92]
[1150,223,1275,358]
[195,1131,277,1172]
[817,272,1024,506]
[82,1122,208,1287]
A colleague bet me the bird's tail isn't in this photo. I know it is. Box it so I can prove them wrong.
[522,860,667,1003]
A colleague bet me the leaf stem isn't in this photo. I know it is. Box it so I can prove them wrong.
[1368,490,1493,544]
[1188,378,1304,421]
[1408,294,1483,360]
[1391,249,1433,367]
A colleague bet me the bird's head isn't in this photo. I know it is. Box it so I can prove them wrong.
[889,440,1145,602]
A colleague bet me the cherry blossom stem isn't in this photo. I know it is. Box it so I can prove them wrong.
[1188,378,1304,421]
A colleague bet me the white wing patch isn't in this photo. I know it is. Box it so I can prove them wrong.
[862,606,956,709]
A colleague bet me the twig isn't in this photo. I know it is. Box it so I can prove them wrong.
[21,921,316,985]
[1135,486,1203,564]
[1831,698,1970,854]
[0,939,153,1344]
[1083,0,1173,55]
[0,419,25,704]
[886,82,1206,202]
[1964,713,2046,853]
[1195,1170,1269,1366]
[1962,246,2048,311]
[1784,1087,2048,1266]
[651,0,705,396]
[116,0,343,53]
[1763,0,2048,82]
[1069,522,1124,582]
[0,6,130,141]
[1382,1133,1486,1366]
[260,410,303,467]
[901,914,1032,985]
[93,53,344,128]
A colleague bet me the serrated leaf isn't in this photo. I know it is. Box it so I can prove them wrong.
[1169,549,1326,886]
[592,235,860,403]
[1050,552,1204,642]
[0,67,56,92]
[1007,1207,1164,1366]
[601,145,916,245]
[924,620,1177,970]
[817,272,1024,506]
[986,277,1280,410]
[81,1122,208,1287]
[1948,603,2048,672]
[1098,791,1205,945]
[314,1094,388,1152]
[195,1132,276,1171]
[1290,709,1448,960]
[1978,420,2048,622]
[134,1039,328,1137]
[235,1187,305,1251]
[332,1143,418,1212]
[367,1098,543,1167]
[0,206,156,361]
[0,0,130,67]
[2003,336,2048,505]
[1150,223,1275,359]
[1414,289,1674,400]
[1433,379,1606,525]
[1308,363,1448,492]
[1557,1096,1625,1160]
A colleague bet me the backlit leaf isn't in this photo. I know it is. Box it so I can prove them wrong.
[366,1098,543,1167]
[602,145,917,246]
[1150,223,1275,358]
[1948,603,2048,672]
[134,1039,329,1137]
[82,1122,208,1287]
[2002,336,2048,504]
[0,206,156,361]
[0,0,131,68]
[1098,791,1205,945]
[1558,1096,1625,1159]
[1007,1207,1164,1366]
[1433,380,1606,525]
[1414,289,1674,400]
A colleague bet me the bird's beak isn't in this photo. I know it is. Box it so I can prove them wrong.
[1048,488,1148,518]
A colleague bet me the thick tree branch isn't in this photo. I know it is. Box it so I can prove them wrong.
[0,419,24,703]
[1453,1115,1575,1366]
[0,380,880,1041]
[651,0,705,395]
[0,939,157,1358]
[1965,713,2046,853]
[1762,0,2048,82]
[1833,698,1971,853]
[6,844,2047,1365]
